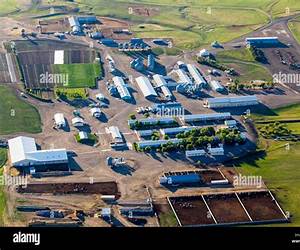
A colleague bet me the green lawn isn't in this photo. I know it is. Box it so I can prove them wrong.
[0,85,42,135]
[0,149,7,226]
[235,103,300,226]
[52,63,101,88]
[288,19,300,45]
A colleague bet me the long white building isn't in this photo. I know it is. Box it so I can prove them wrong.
[187,64,206,86]
[176,69,192,85]
[204,95,258,108]
[153,74,172,100]
[128,117,176,126]
[180,113,231,123]
[136,139,182,149]
[136,76,157,98]
[8,136,68,167]
[112,76,131,100]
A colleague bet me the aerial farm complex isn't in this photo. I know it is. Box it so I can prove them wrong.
[1,0,300,229]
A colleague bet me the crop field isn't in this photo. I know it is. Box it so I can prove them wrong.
[64,50,97,64]
[52,63,101,88]
[0,85,41,135]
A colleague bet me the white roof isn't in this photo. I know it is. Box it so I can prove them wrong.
[112,76,131,99]
[187,64,206,86]
[128,117,175,125]
[78,131,88,139]
[54,113,65,126]
[137,139,182,148]
[109,126,122,139]
[90,107,101,114]
[160,126,197,135]
[210,80,224,91]
[182,112,231,122]
[161,85,172,99]
[207,95,258,104]
[176,69,192,84]
[153,74,167,87]
[199,49,210,56]
[136,76,157,97]
[8,136,67,165]
[72,117,84,125]
[246,37,278,41]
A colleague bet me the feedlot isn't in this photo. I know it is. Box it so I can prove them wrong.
[168,191,288,227]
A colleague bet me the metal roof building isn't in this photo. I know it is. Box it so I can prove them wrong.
[112,76,131,100]
[187,64,206,86]
[208,147,224,156]
[152,102,182,112]
[136,129,156,138]
[54,113,66,128]
[72,117,85,127]
[204,96,258,108]
[8,136,68,167]
[209,80,224,92]
[108,126,123,144]
[90,107,102,117]
[185,149,206,157]
[176,69,192,85]
[128,117,176,126]
[153,74,172,100]
[136,76,157,98]
[245,37,279,46]
[160,126,198,136]
[181,112,231,123]
[136,139,182,149]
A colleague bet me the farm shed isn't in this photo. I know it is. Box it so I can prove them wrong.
[128,117,176,126]
[90,107,102,118]
[136,76,157,98]
[176,69,192,85]
[160,173,201,185]
[209,80,224,92]
[185,149,206,157]
[160,126,198,136]
[181,113,231,123]
[245,37,279,46]
[8,136,68,167]
[187,64,206,87]
[204,96,258,108]
[54,113,66,128]
[108,126,123,144]
[112,76,131,100]
[136,139,182,149]
[72,117,85,127]
[208,146,224,156]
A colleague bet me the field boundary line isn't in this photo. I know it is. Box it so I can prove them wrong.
[235,192,253,222]
[268,190,289,220]
[167,197,182,227]
[201,195,218,225]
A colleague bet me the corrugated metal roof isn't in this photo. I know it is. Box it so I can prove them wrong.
[176,69,192,84]
[8,136,67,166]
[112,76,131,100]
[187,64,206,86]
[182,112,231,122]
[136,138,182,148]
[136,76,157,97]
[206,95,258,105]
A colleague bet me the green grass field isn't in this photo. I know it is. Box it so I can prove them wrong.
[217,48,272,82]
[288,19,300,44]
[0,85,42,135]
[0,0,30,15]
[52,63,101,88]
[0,149,7,226]
[235,104,300,226]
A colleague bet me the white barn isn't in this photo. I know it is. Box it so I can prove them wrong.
[8,136,68,167]
[112,76,131,100]
[54,113,66,128]
[204,96,259,108]
[136,76,157,98]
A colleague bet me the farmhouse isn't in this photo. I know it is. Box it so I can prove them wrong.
[204,96,258,108]
[8,136,68,167]
[136,76,157,98]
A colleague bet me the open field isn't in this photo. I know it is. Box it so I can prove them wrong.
[235,104,300,226]
[52,63,101,88]
[0,85,41,135]
[217,48,273,82]
[0,0,30,15]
